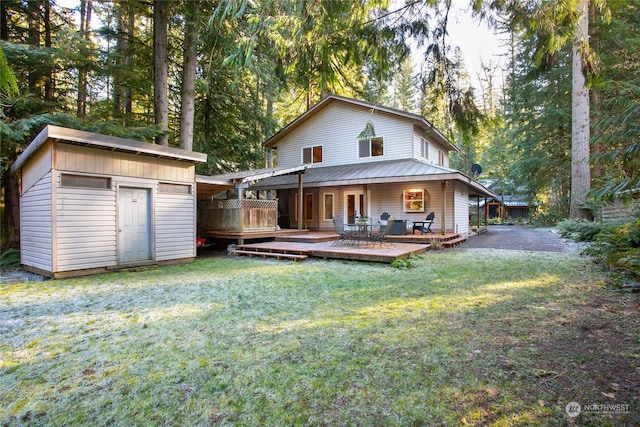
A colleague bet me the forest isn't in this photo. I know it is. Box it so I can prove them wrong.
[1,0,639,251]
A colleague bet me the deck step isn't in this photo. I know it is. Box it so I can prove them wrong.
[232,249,308,261]
[442,236,467,247]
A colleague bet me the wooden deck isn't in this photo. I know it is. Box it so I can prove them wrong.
[205,229,466,264]
[200,228,310,244]
[231,240,427,264]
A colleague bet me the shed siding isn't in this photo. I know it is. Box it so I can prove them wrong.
[20,172,53,271]
[454,182,469,236]
[275,103,413,167]
[155,193,196,261]
[55,186,117,271]
[55,142,195,183]
[21,140,53,193]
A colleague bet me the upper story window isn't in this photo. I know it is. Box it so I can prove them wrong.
[358,136,384,158]
[302,145,323,164]
[420,138,429,160]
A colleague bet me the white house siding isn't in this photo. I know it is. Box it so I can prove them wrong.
[155,192,196,261]
[454,182,469,237]
[20,171,53,272]
[412,128,449,167]
[55,185,117,271]
[55,142,195,183]
[311,181,459,233]
[276,103,414,167]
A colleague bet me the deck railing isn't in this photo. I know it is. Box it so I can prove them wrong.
[199,199,278,232]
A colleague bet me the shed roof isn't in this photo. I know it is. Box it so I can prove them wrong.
[248,159,496,198]
[10,125,207,173]
[264,94,459,153]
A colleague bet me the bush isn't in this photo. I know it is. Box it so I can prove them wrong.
[0,249,20,270]
[391,253,424,269]
[529,198,570,227]
[556,219,609,242]
[584,219,640,281]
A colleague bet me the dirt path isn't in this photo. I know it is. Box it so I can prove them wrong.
[461,225,569,252]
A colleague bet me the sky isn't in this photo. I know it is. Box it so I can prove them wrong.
[413,0,508,90]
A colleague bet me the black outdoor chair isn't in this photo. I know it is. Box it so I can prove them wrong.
[412,211,435,234]
[372,215,394,246]
[332,216,354,246]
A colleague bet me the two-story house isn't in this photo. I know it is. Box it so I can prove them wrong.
[249,94,495,237]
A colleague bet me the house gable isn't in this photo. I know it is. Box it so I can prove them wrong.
[266,95,455,169]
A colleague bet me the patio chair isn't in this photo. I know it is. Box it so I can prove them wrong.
[413,211,435,234]
[332,216,354,246]
[372,216,394,246]
[380,212,390,225]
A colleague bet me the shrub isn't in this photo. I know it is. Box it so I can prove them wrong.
[0,249,20,270]
[584,219,640,281]
[556,219,608,242]
[530,198,570,227]
[391,253,424,269]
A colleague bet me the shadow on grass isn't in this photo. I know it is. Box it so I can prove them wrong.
[1,250,638,426]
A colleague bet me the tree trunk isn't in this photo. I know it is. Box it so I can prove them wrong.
[0,0,9,41]
[43,0,54,102]
[179,1,198,151]
[154,0,169,146]
[124,11,134,118]
[2,160,21,249]
[76,0,91,119]
[28,1,41,96]
[570,0,591,219]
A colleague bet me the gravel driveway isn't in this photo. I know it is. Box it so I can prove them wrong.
[460,225,569,252]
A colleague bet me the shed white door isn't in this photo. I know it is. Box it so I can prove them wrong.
[119,187,152,263]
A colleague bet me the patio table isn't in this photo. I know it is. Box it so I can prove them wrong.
[347,223,381,247]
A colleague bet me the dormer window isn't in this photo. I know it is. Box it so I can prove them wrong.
[302,145,323,164]
[358,136,384,158]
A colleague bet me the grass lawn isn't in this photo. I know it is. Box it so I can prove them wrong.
[1,249,638,426]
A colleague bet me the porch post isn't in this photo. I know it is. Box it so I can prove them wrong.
[441,180,447,235]
[363,184,368,217]
[477,196,480,228]
[484,197,488,225]
[298,173,304,230]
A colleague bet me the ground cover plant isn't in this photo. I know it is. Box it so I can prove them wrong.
[1,250,639,426]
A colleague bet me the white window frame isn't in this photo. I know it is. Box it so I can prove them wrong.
[403,189,425,213]
[357,136,384,159]
[302,145,324,164]
[322,193,335,221]
[420,138,429,160]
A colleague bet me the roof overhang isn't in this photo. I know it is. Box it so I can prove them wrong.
[10,125,207,173]
[248,160,497,198]
[196,164,308,199]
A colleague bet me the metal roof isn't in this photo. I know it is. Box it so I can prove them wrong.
[249,159,496,198]
[11,125,207,173]
[264,94,459,153]
[480,194,539,207]
[196,164,308,198]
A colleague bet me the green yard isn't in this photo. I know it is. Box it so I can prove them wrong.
[1,250,638,426]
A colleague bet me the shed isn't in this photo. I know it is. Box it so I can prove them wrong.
[10,125,207,278]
